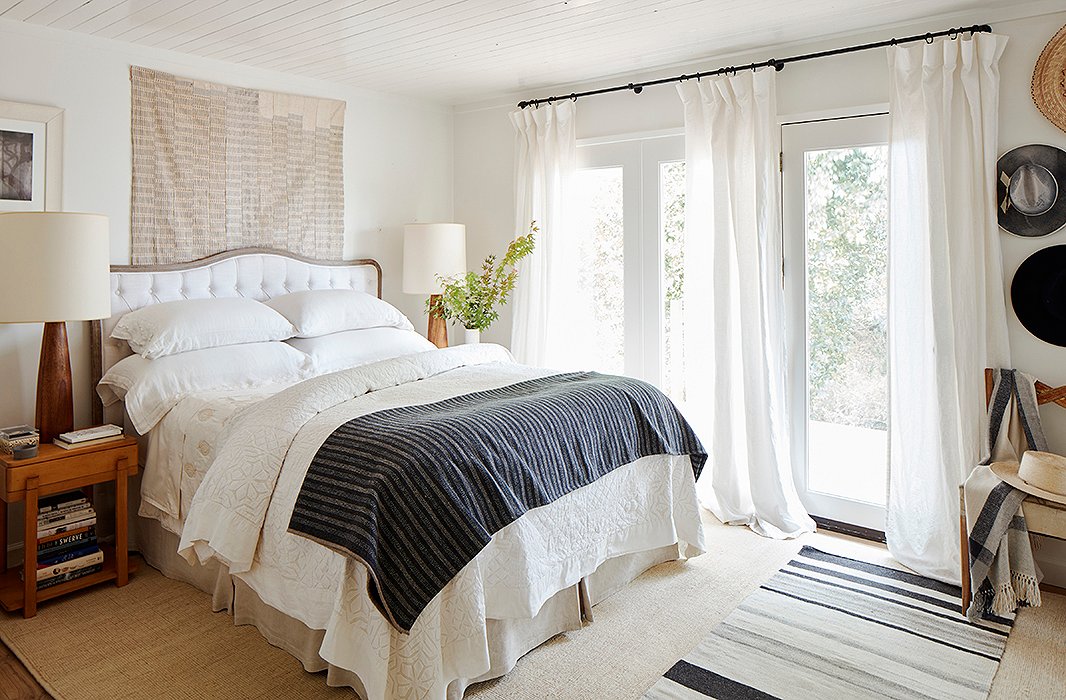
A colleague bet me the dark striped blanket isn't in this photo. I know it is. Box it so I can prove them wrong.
[288,371,706,632]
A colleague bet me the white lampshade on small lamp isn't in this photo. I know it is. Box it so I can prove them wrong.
[403,223,467,348]
[0,213,111,443]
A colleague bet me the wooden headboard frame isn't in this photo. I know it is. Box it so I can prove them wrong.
[90,247,382,426]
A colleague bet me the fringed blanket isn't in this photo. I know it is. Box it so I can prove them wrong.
[964,369,1044,620]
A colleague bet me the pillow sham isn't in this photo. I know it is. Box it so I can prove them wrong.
[112,297,296,359]
[97,342,311,434]
[264,289,414,338]
[288,327,435,374]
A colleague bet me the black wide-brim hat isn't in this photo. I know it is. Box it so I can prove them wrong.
[997,144,1066,237]
[1011,244,1066,346]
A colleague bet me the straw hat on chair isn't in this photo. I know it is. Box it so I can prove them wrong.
[991,451,1066,506]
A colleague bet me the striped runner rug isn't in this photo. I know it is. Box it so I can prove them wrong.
[645,545,1013,700]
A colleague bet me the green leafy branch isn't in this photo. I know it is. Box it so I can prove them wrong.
[427,221,538,331]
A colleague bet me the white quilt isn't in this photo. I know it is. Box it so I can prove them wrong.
[171,344,704,699]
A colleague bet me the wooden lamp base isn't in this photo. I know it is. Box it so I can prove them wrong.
[35,321,74,444]
[427,294,448,349]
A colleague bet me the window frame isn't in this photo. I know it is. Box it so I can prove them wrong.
[574,131,684,387]
[780,111,891,532]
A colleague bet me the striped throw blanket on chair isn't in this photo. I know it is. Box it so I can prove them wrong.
[963,369,1043,620]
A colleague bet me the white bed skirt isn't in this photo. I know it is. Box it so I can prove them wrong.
[135,516,679,698]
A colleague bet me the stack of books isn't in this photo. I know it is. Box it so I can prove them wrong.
[53,424,124,450]
[24,493,102,590]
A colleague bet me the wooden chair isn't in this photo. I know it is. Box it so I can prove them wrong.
[959,369,1066,613]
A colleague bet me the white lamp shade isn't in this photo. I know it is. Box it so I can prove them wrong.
[402,223,467,295]
[0,212,112,323]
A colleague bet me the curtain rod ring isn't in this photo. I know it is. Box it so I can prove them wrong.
[949,29,958,40]
[925,33,934,44]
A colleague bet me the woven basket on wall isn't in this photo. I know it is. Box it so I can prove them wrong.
[1033,23,1066,134]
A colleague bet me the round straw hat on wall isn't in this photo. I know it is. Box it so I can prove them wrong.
[1033,23,1066,134]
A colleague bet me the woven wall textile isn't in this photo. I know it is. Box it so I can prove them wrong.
[130,66,345,264]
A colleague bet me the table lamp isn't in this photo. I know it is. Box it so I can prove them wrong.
[402,223,467,348]
[0,213,111,443]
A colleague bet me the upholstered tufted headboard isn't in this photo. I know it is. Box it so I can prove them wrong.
[90,247,382,426]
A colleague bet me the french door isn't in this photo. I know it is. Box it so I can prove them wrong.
[782,114,890,532]
[571,134,685,398]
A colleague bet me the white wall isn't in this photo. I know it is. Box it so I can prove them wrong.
[0,19,453,555]
[0,18,453,430]
[454,5,1066,581]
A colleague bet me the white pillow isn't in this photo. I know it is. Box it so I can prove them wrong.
[264,289,414,338]
[288,327,435,374]
[112,298,296,359]
[97,342,311,434]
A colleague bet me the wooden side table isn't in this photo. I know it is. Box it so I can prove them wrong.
[0,437,138,618]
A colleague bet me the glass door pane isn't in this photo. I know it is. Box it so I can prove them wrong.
[660,160,686,403]
[782,114,889,532]
[572,166,626,374]
[805,145,888,506]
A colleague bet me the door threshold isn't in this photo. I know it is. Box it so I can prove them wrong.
[812,515,886,544]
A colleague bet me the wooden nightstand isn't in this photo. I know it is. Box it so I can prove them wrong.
[0,437,138,618]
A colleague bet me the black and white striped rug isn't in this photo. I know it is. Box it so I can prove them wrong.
[645,546,1013,700]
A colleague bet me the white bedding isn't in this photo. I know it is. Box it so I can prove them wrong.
[140,382,299,534]
[139,344,704,699]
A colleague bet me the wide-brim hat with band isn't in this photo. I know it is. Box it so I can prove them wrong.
[1010,244,1066,347]
[991,450,1066,506]
[996,144,1066,237]
[1032,23,1066,135]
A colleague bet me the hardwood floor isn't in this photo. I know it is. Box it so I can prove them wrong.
[0,640,47,699]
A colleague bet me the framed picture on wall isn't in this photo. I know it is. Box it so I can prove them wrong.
[0,100,64,212]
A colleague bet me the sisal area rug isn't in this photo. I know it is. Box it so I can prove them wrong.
[0,560,352,700]
[645,545,1013,700]
[0,523,1061,700]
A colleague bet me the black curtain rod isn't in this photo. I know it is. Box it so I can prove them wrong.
[517,23,992,109]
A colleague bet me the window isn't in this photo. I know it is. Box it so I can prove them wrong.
[571,134,684,399]
[782,114,889,532]
[572,166,626,374]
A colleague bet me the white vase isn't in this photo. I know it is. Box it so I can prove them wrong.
[463,328,481,345]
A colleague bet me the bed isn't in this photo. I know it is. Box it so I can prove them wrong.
[89,248,706,699]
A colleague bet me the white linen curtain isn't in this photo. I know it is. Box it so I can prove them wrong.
[677,70,814,539]
[509,102,577,366]
[886,34,1011,582]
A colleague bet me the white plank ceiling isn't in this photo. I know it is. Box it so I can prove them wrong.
[1,0,1002,104]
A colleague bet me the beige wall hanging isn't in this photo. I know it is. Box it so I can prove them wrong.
[130,66,345,264]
